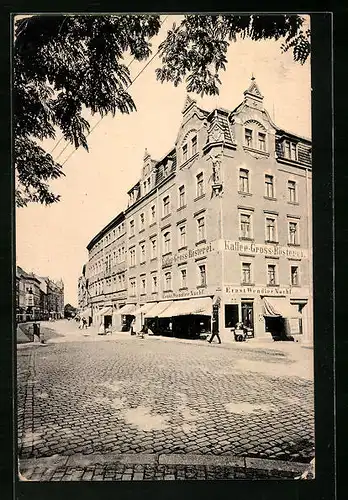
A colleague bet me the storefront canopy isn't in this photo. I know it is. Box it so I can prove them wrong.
[80,308,91,318]
[157,297,212,318]
[115,303,136,316]
[263,297,301,319]
[98,306,113,316]
[144,301,174,318]
[133,302,158,316]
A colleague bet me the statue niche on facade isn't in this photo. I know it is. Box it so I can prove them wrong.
[208,152,223,184]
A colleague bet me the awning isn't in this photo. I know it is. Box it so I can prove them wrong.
[98,306,113,316]
[144,301,174,318]
[157,297,212,318]
[115,303,137,315]
[133,302,158,316]
[80,308,91,318]
[263,297,301,318]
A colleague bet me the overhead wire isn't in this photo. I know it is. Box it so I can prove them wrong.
[52,15,169,167]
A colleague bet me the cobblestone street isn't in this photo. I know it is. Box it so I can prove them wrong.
[17,321,315,480]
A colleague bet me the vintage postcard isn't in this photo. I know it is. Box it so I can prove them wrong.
[15,13,315,481]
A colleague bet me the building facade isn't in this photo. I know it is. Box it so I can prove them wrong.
[84,79,312,343]
[85,212,128,328]
[16,266,65,322]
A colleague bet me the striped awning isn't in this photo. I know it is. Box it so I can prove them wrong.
[98,306,113,316]
[144,301,174,318]
[133,302,158,316]
[115,303,137,315]
[263,297,301,319]
[157,297,212,318]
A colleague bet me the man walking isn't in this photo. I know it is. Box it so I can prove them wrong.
[208,316,221,344]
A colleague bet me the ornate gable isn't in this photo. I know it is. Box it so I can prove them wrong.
[182,94,196,115]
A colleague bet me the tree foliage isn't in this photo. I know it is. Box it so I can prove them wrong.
[14,14,310,207]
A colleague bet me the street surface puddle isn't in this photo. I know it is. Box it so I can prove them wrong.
[225,402,274,415]
[122,406,169,431]
[98,381,124,392]
[94,396,125,409]
[23,430,43,445]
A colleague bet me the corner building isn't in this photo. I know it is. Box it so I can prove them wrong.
[85,78,312,344]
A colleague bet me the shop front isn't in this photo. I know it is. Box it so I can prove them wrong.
[113,303,137,331]
[145,297,212,339]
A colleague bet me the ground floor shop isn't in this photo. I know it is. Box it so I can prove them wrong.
[220,286,312,344]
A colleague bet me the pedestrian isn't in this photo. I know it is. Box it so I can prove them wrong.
[79,318,84,329]
[98,321,105,335]
[130,318,136,335]
[208,317,221,344]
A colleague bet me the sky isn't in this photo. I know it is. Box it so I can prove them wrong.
[15,15,311,307]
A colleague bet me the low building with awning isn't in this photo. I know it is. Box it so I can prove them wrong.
[112,303,137,331]
[133,302,158,331]
[263,297,303,338]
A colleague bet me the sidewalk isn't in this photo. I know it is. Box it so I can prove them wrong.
[19,452,310,481]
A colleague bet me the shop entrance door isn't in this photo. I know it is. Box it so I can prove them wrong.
[241,302,254,337]
[224,304,239,328]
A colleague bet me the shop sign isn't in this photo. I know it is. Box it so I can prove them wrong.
[224,240,308,260]
[162,288,210,300]
[162,242,216,267]
[224,285,292,296]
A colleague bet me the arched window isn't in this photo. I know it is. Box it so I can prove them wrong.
[243,120,267,152]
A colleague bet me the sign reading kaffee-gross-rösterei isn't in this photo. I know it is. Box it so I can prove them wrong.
[223,240,308,259]
[162,240,308,267]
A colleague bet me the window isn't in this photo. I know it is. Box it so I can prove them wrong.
[121,246,125,262]
[180,268,187,288]
[163,196,170,216]
[130,278,136,296]
[267,264,277,285]
[241,263,251,284]
[265,217,277,242]
[164,272,172,291]
[265,175,274,198]
[140,243,146,263]
[140,213,145,230]
[182,143,188,162]
[239,169,249,193]
[284,140,297,160]
[240,213,251,239]
[129,219,135,236]
[152,274,158,293]
[150,204,156,222]
[245,128,253,147]
[288,181,297,203]
[179,225,187,248]
[197,217,205,242]
[178,185,186,208]
[198,264,207,287]
[288,221,298,245]
[141,277,146,294]
[129,247,136,266]
[143,181,147,195]
[191,135,197,155]
[150,237,157,259]
[291,266,299,286]
[163,231,171,254]
[196,172,204,197]
[118,275,122,289]
[258,132,266,151]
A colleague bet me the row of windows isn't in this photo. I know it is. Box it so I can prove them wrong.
[129,263,207,296]
[89,246,126,276]
[244,128,298,161]
[90,272,126,296]
[129,217,206,266]
[239,212,300,245]
[239,170,298,202]
[129,174,205,237]
[241,262,300,287]
[90,222,126,257]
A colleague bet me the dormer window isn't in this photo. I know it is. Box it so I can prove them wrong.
[245,128,253,147]
[284,140,298,161]
[182,144,188,162]
[191,135,197,155]
[258,133,266,151]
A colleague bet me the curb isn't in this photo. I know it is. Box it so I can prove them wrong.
[19,453,309,476]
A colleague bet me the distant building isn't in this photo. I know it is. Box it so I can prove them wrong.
[83,78,312,343]
[16,267,65,321]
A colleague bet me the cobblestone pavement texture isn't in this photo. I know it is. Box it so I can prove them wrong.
[17,321,314,479]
